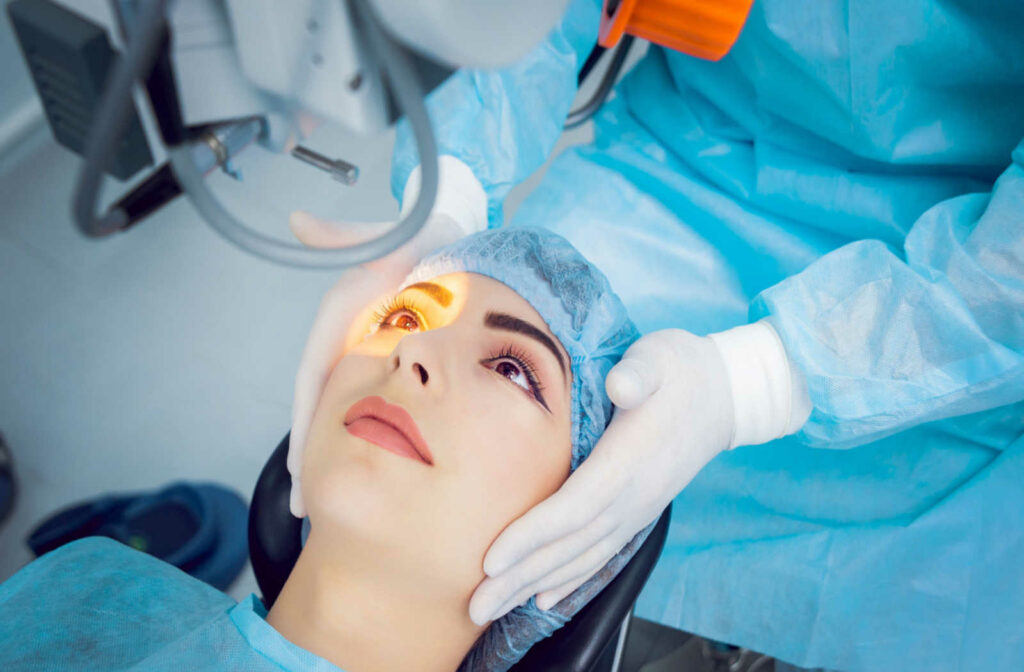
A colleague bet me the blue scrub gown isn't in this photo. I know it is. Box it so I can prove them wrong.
[391,0,1024,669]
[0,538,346,672]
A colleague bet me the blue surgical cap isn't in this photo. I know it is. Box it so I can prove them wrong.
[403,226,656,672]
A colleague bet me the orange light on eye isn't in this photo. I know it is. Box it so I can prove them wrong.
[342,274,471,358]
[392,313,421,332]
[599,0,755,62]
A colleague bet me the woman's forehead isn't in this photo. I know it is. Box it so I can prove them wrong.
[415,272,570,363]
[425,271,541,318]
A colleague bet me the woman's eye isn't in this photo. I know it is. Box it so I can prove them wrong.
[482,350,549,411]
[382,309,421,332]
[491,359,531,393]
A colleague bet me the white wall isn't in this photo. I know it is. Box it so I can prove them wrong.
[0,5,44,155]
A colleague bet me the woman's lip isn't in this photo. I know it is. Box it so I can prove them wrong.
[343,396,434,466]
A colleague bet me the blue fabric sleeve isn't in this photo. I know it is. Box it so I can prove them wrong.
[390,0,601,226]
[752,140,1024,448]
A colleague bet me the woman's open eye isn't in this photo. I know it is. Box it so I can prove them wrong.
[482,346,549,411]
[372,297,425,333]
[490,358,531,392]
[381,309,421,332]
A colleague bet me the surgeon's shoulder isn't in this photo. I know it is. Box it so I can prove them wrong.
[0,537,233,625]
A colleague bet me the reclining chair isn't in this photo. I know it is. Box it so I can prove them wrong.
[249,433,671,672]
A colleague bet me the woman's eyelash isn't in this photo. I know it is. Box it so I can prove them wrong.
[485,345,547,405]
[371,296,424,329]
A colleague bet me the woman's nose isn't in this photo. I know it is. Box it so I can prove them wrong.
[391,354,429,385]
[389,335,440,389]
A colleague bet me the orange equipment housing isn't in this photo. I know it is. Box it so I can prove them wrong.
[599,0,756,61]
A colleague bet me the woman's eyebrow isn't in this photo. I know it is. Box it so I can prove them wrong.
[403,282,452,307]
[484,311,567,378]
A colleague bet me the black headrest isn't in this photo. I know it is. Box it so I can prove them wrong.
[249,433,670,672]
[248,434,304,606]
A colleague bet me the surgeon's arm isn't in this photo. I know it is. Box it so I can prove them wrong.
[390,0,602,227]
[468,146,1023,620]
[752,139,1024,449]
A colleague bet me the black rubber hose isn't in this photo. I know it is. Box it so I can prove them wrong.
[72,0,170,237]
[577,43,607,86]
[564,35,635,130]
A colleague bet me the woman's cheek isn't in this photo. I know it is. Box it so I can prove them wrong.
[501,429,565,514]
[462,378,563,504]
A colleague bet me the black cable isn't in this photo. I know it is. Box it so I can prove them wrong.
[71,0,170,237]
[564,35,635,130]
[577,43,606,86]
[107,163,182,229]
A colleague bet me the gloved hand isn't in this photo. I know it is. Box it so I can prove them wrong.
[287,156,487,517]
[468,322,812,624]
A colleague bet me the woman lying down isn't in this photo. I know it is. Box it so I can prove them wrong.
[0,228,659,672]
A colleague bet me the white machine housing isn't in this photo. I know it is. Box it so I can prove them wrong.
[53,0,568,157]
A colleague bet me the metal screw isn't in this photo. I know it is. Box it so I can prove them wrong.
[291,145,359,185]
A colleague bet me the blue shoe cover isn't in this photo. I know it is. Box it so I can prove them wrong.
[27,481,248,591]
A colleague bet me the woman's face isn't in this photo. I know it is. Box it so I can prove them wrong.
[302,272,573,599]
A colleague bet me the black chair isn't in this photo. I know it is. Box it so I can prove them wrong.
[249,433,671,672]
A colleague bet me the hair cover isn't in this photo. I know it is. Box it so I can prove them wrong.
[403,227,657,671]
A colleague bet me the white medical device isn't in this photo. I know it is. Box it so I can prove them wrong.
[7,0,568,267]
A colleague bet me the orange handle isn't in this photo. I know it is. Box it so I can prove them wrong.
[599,0,755,62]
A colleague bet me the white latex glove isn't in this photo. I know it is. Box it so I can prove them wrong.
[287,156,487,517]
[468,322,812,624]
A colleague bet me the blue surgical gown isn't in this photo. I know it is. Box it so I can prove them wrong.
[0,538,346,672]
[392,0,1024,670]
